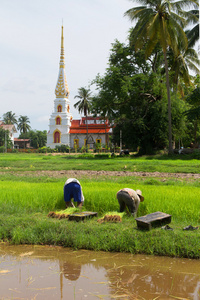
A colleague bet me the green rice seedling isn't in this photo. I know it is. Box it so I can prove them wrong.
[0,181,65,214]
[1,180,199,225]
[83,182,119,213]
[139,185,200,224]
[54,208,78,215]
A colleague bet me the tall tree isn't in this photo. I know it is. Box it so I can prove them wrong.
[91,95,111,147]
[125,0,198,153]
[186,9,199,48]
[19,130,47,148]
[18,115,31,134]
[3,111,18,125]
[0,128,12,149]
[184,87,200,144]
[74,87,92,149]
[92,40,170,153]
[169,44,200,93]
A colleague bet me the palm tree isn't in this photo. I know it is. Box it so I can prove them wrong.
[186,10,199,48]
[125,0,198,153]
[169,44,200,93]
[91,95,112,147]
[74,87,92,150]
[3,111,18,125]
[18,115,31,134]
[184,87,200,144]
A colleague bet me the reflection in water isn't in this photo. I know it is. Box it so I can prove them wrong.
[0,243,199,299]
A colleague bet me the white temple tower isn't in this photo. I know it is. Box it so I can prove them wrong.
[47,26,72,149]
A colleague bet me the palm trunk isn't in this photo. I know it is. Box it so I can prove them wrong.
[86,113,88,152]
[194,120,197,144]
[163,51,173,154]
[104,116,107,147]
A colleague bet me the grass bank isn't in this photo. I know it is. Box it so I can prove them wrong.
[0,173,199,259]
[0,152,200,173]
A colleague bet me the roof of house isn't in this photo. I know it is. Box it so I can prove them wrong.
[0,122,17,133]
[14,138,30,142]
[69,117,112,134]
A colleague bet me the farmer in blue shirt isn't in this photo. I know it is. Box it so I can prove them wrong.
[64,178,84,208]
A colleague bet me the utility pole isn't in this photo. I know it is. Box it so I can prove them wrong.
[5,132,7,153]
[120,130,122,152]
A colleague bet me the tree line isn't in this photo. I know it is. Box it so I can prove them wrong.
[0,111,47,149]
[74,0,199,154]
[1,0,199,154]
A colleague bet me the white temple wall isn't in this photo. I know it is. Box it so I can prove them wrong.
[70,133,107,149]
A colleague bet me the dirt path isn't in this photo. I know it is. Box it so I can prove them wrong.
[3,170,200,180]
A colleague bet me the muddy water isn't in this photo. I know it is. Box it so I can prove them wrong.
[0,244,199,300]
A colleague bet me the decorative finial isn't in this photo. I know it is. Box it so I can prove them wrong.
[55,25,69,98]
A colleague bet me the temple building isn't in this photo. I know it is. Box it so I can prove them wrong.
[69,116,111,149]
[46,26,72,148]
[47,26,112,149]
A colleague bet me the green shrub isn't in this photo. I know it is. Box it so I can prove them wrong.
[76,153,94,159]
[55,145,70,153]
[11,148,19,153]
[191,150,200,159]
[0,146,6,153]
[95,153,111,159]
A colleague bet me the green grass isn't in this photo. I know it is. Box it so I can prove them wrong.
[0,152,199,173]
[0,177,199,258]
[1,180,199,222]
[0,153,199,258]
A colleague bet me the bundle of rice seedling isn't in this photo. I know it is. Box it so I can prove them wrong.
[97,211,125,223]
[47,207,79,219]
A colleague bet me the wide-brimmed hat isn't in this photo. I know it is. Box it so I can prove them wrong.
[136,190,144,202]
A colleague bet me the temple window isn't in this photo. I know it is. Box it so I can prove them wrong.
[87,120,95,124]
[96,120,104,124]
[54,131,60,143]
[74,139,79,148]
[96,139,101,144]
[56,117,61,125]
[57,105,62,112]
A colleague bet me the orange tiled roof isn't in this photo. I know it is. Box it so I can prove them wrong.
[14,138,30,142]
[70,118,111,134]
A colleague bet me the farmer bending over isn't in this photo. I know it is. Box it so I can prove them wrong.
[64,178,84,208]
[116,188,144,217]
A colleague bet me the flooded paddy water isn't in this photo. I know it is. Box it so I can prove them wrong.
[0,244,199,300]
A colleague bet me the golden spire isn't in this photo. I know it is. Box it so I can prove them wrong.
[55,26,69,98]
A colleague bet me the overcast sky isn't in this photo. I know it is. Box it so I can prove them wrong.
[0,0,133,133]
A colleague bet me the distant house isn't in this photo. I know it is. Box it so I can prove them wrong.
[14,138,31,149]
[0,121,17,146]
[69,117,112,149]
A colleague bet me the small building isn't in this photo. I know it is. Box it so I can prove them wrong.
[14,138,31,149]
[0,121,17,146]
[70,117,112,149]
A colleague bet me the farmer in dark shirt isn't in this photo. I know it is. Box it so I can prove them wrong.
[116,188,144,217]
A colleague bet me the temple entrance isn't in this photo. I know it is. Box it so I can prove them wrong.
[54,131,60,143]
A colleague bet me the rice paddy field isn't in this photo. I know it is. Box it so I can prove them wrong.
[0,153,199,258]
